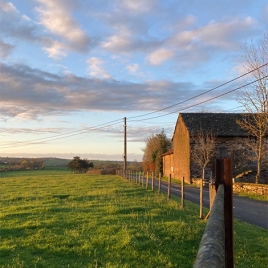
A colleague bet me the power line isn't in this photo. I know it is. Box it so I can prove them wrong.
[1,64,267,151]
[129,75,268,122]
[127,62,268,119]
[0,118,123,149]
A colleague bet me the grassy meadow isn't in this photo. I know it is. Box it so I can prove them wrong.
[0,172,267,267]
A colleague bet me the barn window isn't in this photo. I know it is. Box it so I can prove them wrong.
[219,146,228,158]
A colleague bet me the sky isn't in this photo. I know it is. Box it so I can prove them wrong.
[0,0,267,161]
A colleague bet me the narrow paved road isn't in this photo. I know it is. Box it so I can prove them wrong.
[143,178,268,230]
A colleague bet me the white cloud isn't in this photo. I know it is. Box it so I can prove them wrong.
[170,16,255,51]
[42,40,67,59]
[87,57,112,79]
[126,63,139,74]
[147,48,173,65]
[0,40,14,58]
[232,62,247,76]
[102,35,131,52]
[35,0,90,53]
[120,0,156,12]
[0,1,17,13]
[0,62,241,121]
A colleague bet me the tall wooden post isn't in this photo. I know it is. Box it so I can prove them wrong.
[200,169,204,219]
[123,117,127,178]
[152,172,154,191]
[142,172,144,187]
[181,177,185,209]
[168,174,171,200]
[146,172,149,189]
[158,173,161,194]
[215,158,234,268]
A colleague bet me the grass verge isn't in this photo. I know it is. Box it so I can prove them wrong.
[0,174,267,267]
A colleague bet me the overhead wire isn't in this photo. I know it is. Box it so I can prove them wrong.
[127,62,268,119]
[1,63,267,150]
[0,118,124,149]
[128,75,268,122]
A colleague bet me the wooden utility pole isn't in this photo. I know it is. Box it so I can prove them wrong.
[124,117,127,178]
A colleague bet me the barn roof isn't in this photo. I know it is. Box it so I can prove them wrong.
[162,149,173,157]
[179,113,249,137]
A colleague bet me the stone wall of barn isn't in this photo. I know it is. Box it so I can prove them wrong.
[162,153,174,178]
[189,135,268,182]
[214,136,268,176]
[173,116,191,183]
[169,113,268,184]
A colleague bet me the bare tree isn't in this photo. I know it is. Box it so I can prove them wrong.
[237,32,268,183]
[191,128,215,219]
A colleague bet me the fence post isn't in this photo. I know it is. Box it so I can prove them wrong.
[181,177,185,209]
[142,172,144,187]
[158,173,161,194]
[146,172,149,189]
[200,169,204,219]
[152,172,154,191]
[168,174,171,200]
[209,183,216,210]
[216,158,234,268]
[139,171,141,185]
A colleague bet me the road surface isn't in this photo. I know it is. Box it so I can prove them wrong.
[141,178,268,230]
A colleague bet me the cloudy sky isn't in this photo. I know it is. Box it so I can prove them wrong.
[0,0,267,161]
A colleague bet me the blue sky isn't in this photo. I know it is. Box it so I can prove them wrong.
[0,0,267,161]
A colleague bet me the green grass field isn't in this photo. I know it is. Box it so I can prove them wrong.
[0,168,70,178]
[0,172,267,267]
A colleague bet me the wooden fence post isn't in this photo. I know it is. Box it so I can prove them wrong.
[209,183,216,210]
[215,158,234,268]
[181,177,185,209]
[158,173,161,194]
[200,169,204,219]
[152,172,154,191]
[142,172,144,187]
[168,174,171,200]
[146,172,149,189]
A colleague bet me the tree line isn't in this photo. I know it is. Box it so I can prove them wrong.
[0,158,44,171]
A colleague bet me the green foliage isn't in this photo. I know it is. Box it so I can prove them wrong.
[142,129,172,175]
[67,156,93,173]
[0,157,44,171]
[0,173,267,267]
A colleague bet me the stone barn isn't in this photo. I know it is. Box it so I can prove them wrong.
[166,113,268,184]
[162,150,174,178]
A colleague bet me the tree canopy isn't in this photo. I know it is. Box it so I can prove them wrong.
[67,156,93,173]
[142,129,172,175]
